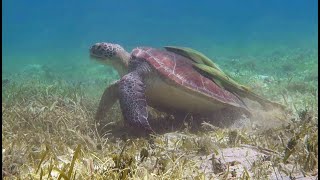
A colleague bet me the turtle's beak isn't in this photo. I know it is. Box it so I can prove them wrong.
[89,52,103,59]
[89,44,105,60]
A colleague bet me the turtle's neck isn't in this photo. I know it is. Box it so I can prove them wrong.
[114,50,130,77]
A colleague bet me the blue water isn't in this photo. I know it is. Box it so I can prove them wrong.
[2,0,318,76]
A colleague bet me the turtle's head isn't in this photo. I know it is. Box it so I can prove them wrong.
[90,42,130,76]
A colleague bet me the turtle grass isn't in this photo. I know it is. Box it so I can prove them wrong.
[2,64,318,179]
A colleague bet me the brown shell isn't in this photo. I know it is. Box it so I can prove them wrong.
[131,47,248,111]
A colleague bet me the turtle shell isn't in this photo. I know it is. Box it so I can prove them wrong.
[130,47,249,114]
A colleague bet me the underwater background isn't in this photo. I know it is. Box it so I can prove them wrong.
[2,0,318,179]
[2,0,318,77]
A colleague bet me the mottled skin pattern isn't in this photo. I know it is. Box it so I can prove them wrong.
[90,43,123,58]
[119,61,153,133]
[90,43,250,134]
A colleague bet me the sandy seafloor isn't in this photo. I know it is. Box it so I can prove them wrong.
[2,44,318,179]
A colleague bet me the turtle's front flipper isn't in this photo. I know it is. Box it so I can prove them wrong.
[95,81,119,128]
[119,72,154,133]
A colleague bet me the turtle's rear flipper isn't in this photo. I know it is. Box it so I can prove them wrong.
[119,72,154,134]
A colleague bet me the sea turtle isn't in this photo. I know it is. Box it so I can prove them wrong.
[89,42,282,134]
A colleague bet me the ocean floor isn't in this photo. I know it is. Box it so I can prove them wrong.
[2,47,318,179]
